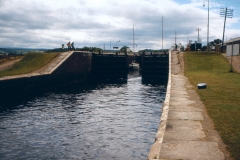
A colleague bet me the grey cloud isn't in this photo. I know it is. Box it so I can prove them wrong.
[0,0,239,49]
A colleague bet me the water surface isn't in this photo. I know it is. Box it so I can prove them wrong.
[0,72,166,160]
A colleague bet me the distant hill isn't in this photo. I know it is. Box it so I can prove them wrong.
[0,48,49,55]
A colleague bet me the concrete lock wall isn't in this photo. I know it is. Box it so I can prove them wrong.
[53,52,92,78]
[91,53,129,81]
[0,52,92,103]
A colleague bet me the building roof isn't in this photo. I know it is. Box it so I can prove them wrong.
[225,37,240,44]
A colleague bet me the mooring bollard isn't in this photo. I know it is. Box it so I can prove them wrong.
[197,83,207,89]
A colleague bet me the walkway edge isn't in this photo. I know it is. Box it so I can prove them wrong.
[48,51,74,74]
[148,50,172,160]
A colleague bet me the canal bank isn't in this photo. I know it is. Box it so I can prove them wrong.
[148,51,229,160]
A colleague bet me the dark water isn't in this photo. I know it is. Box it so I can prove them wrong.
[0,71,166,160]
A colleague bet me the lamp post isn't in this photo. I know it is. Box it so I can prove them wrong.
[220,7,233,53]
[113,40,120,52]
[116,40,120,47]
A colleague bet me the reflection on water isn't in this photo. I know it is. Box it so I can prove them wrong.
[0,71,166,160]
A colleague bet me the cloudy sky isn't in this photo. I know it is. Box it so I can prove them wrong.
[0,0,239,51]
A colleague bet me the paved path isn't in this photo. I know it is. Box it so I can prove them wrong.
[149,51,229,160]
[33,51,73,74]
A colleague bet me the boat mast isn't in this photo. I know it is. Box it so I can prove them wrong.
[133,24,135,54]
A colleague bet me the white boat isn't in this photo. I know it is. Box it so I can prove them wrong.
[129,62,140,70]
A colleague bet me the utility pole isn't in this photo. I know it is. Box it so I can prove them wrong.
[220,7,233,53]
[203,0,209,52]
[207,0,209,52]
[230,41,233,72]
[162,15,163,53]
[186,32,189,45]
[196,28,201,42]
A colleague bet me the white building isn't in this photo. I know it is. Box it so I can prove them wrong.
[225,37,240,56]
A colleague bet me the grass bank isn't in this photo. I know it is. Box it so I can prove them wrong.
[0,52,59,77]
[184,52,240,159]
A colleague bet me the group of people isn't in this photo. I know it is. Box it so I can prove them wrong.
[62,41,75,51]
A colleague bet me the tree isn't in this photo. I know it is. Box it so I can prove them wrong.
[76,46,102,52]
[214,39,222,44]
[202,45,207,51]
[209,41,215,46]
[180,46,185,51]
[120,46,131,53]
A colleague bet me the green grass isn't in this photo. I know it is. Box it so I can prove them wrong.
[0,52,59,77]
[184,52,240,159]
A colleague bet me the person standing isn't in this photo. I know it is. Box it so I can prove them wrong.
[67,41,71,51]
[71,42,75,51]
[62,44,64,52]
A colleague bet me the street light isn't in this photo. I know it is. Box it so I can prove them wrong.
[220,7,233,53]
[116,40,120,51]
[116,40,120,47]
[112,40,120,52]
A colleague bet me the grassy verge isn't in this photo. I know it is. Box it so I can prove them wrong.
[184,51,240,159]
[0,52,59,77]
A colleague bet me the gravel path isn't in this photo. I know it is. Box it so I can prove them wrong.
[0,59,22,71]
